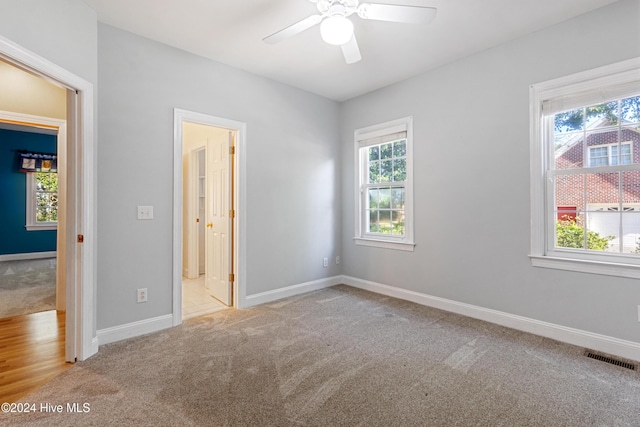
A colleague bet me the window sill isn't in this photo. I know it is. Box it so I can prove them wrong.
[26,224,57,231]
[529,255,640,279]
[354,237,415,252]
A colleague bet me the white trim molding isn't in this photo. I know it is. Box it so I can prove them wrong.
[97,315,174,346]
[341,275,640,362]
[0,251,56,262]
[243,276,342,308]
[353,237,415,251]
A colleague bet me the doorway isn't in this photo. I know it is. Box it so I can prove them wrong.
[182,123,233,318]
[173,109,244,324]
[0,116,65,319]
[0,37,96,361]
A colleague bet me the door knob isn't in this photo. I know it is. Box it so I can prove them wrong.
[206,222,213,228]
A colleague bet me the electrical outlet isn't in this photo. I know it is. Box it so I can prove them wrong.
[137,206,154,220]
[323,257,328,268]
[137,288,148,303]
[336,256,341,265]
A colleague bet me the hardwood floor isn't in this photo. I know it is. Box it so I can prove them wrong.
[0,310,71,403]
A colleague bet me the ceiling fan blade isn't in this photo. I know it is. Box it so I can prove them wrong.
[358,3,437,24]
[263,15,323,44]
[341,34,362,64]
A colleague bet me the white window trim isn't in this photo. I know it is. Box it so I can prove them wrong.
[587,141,632,167]
[354,116,415,251]
[25,172,57,231]
[530,57,640,279]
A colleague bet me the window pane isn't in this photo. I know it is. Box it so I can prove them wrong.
[391,211,405,235]
[620,143,632,165]
[622,211,640,254]
[554,108,584,133]
[379,188,391,209]
[393,159,406,182]
[555,174,584,215]
[393,140,406,157]
[586,101,619,127]
[369,146,379,161]
[586,172,619,206]
[589,146,608,167]
[34,172,58,224]
[36,172,58,192]
[622,171,640,204]
[36,193,58,222]
[380,143,392,160]
[555,131,584,170]
[369,161,380,183]
[586,211,616,252]
[611,145,619,166]
[621,95,640,124]
[368,188,379,209]
[622,125,638,164]
[368,209,379,233]
[379,210,391,233]
[556,213,586,249]
[380,160,392,182]
[391,188,405,209]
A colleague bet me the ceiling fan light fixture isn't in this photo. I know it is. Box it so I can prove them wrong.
[320,15,354,45]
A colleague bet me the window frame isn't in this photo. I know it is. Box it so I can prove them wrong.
[25,172,58,231]
[530,57,640,278]
[354,116,415,251]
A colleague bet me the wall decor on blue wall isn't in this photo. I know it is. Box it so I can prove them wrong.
[0,128,57,255]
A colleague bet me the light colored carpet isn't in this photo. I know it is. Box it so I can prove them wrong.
[0,258,56,318]
[1,285,639,426]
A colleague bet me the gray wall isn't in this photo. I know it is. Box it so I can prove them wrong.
[97,24,341,329]
[340,0,640,343]
[0,0,97,85]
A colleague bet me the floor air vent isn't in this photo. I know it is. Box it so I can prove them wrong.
[586,352,636,370]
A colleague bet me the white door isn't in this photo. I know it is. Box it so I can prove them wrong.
[205,131,231,305]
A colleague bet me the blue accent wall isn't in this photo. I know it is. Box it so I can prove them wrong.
[0,128,57,255]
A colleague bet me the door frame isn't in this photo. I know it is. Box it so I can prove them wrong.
[0,35,97,361]
[173,109,246,325]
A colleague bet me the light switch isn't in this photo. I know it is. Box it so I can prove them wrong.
[137,205,154,220]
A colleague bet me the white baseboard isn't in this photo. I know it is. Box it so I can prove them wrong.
[341,275,640,362]
[0,251,56,261]
[97,314,173,346]
[242,275,342,308]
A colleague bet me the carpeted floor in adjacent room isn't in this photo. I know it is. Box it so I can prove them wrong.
[1,284,639,426]
[0,258,55,318]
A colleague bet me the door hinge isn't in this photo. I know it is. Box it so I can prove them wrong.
[229,146,235,155]
[77,234,84,243]
[229,273,235,282]
[229,209,235,218]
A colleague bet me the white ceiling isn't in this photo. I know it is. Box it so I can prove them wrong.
[82,0,619,102]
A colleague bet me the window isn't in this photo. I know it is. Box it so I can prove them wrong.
[26,172,58,231]
[588,142,632,167]
[354,116,414,251]
[530,57,640,278]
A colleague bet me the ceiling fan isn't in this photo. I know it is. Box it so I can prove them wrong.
[263,0,437,64]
